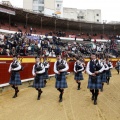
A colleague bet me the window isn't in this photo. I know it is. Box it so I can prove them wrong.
[97,19,99,22]
[80,16,84,19]
[57,4,59,7]
[96,14,99,16]
[38,6,44,11]
[33,0,38,4]
[57,4,61,8]
[38,0,44,4]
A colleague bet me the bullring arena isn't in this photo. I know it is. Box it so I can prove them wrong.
[0,3,120,120]
[0,69,120,120]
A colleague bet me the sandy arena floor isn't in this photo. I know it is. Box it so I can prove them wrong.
[0,69,120,120]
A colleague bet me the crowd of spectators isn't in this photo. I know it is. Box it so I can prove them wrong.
[0,31,119,58]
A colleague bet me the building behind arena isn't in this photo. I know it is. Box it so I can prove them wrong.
[23,0,101,23]
[23,0,63,18]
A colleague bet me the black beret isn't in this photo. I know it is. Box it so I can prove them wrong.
[35,56,40,59]
[13,54,18,58]
[56,53,61,56]
[91,52,96,56]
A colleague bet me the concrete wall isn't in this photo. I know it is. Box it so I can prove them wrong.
[23,0,33,11]
[63,8,101,23]
[63,7,77,20]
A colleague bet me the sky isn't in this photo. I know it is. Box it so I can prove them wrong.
[0,0,120,22]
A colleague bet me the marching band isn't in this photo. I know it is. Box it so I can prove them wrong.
[7,52,115,105]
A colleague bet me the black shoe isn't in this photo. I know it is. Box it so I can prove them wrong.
[94,100,97,105]
[59,98,62,102]
[101,88,103,92]
[12,94,17,98]
[37,91,43,100]
[91,96,94,100]
[12,90,19,98]
[44,80,47,87]
[77,88,80,90]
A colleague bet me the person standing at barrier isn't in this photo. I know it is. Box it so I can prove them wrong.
[115,59,120,74]
[54,53,69,102]
[8,55,22,98]
[43,55,50,87]
[74,57,84,90]
[32,56,45,100]
[106,58,113,85]
[86,53,104,105]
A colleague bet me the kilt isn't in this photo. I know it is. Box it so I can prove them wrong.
[55,72,68,88]
[101,72,107,82]
[43,69,49,79]
[87,75,102,89]
[115,66,120,70]
[33,74,45,88]
[74,72,84,81]
[9,72,22,85]
[106,70,112,77]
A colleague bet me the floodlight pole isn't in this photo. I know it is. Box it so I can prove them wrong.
[91,24,93,35]
[79,22,81,34]
[114,25,116,34]
[55,18,57,32]
[67,21,69,31]
[103,24,104,35]
[26,13,29,32]
[9,14,11,30]
[41,17,42,34]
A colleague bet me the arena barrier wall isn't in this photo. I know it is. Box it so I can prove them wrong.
[0,56,118,86]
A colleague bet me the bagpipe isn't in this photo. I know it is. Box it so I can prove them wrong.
[35,64,43,72]
[56,60,66,81]
[106,61,112,70]
[56,60,65,71]
[90,60,102,83]
[11,61,18,69]
[18,56,24,71]
[93,60,102,71]
[75,62,82,76]
[11,61,19,81]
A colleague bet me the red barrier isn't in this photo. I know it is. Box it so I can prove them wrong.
[0,56,118,84]
[0,62,75,84]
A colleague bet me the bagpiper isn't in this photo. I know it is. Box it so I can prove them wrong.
[8,55,22,98]
[43,55,50,86]
[115,59,120,74]
[100,59,109,91]
[32,56,45,100]
[106,58,113,85]
[86,53,104,105]
[74,57,84,90]
[54,53,69,102]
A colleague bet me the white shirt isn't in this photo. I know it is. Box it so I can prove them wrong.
[32,62,45,76]
[103,63,109,70]
[8,61,21,73]
[86,59,104,75]
[107,62,113,69]
[74,62,84,72]
[43,61,50,69]
[54,59,69,74]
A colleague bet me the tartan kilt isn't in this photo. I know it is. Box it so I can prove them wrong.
[115,66,120,70]
[106,70,112,77]
[55,72,68,88]
[87,75,102,89]
[9,72,22,85]
[43,70,49,79]
[101,72,107,82]
[33,74,45,88]
[74,72,84,81]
